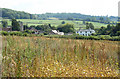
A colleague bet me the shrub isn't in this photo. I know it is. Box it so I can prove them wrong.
[24,30,33,34]
[23,33,28,36]
[9,32,14,36]
[9,31,23,36]
[1,31,9,36]
[103,35,111,40]
[111,36,120,41]
[44,32,49,35]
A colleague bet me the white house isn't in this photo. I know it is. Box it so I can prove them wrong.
[52,30,64,35]
[76,28,95,36]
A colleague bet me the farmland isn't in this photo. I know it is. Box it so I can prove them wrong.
[2,19,108,30]
[2,36,119,77]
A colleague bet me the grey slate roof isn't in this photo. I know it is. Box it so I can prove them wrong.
[76,28,95,32]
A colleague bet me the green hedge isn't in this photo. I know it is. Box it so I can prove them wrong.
[0,31,120,41]
[1,31,9,36]
[45,35,120,41]
[0,31,29,36]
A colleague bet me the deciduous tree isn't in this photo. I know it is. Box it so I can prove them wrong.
[12,19,20,31]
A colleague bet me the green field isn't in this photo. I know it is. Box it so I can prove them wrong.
[2,19,108,30]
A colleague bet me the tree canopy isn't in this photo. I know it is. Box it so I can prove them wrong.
[2,20,8,27]
[1,8,118,24]
[1,8,36,19]
[86,22,94,29]
[12,19,20,31]
[57,23,75,33]
[96,23,120,36]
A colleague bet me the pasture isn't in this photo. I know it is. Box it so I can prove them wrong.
[2,19,107,30]
[2,36,119,77]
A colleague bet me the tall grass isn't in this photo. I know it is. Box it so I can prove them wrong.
[2,36,119,77]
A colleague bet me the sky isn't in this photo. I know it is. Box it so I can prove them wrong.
[0,0,120,16]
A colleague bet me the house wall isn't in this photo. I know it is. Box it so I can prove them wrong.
[58,32,64,35]
[76,30,95,36]
[19,22,23,31]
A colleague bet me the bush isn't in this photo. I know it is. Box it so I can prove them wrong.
[23,33,28,36]
[24,30,33,34]
[103,35,111,40]
[1,31,9,36]
[110,36,120,41]
[44,32,49,35]
[39,33,44,36]
[9,32,14,36]
[97,35,105,40]
[9,31,23,36]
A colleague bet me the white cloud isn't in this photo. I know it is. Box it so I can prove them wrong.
[0,0,119,16]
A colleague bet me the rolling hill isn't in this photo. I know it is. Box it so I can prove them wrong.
[1,8,36,19]
[1,8,118,23]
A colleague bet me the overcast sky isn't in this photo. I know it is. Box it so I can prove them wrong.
[0,0,120,16]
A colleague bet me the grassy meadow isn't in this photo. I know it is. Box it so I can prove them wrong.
[2,36,119,77]
[2,19,107,30]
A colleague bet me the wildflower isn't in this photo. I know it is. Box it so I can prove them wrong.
[66,72,68,74]
[101,74,104,77]
[116,63,118,65]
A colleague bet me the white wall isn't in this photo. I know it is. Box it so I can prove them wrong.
[76,30,95,36]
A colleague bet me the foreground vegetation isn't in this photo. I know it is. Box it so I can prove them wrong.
[2,36,119,77]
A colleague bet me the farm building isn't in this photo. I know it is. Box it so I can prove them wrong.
[51,30,64,35]
[29,27,39,34]
[65,32,73,35]
[29,27,44,34]
[76,28,95,36]
[1,27,12,32]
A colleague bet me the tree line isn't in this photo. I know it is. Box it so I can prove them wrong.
[37,13,117,24]
[1,8,118,24]
[96,24,120,36]
[1,8,36,19]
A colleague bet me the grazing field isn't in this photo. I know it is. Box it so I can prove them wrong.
[2,36,119,77]
[2,19,107,29]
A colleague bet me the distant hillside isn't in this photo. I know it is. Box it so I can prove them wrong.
[1,8,37,19]
[36,13,118,24]
[1,8,118,24]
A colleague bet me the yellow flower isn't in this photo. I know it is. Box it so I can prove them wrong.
[67,69,69,70]
[116,63,118,65]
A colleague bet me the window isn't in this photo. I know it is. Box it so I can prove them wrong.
[86,34,87,36]
[90,31,92,33]
[80,31,82,33]
[83,34,84,36]
[85,31,87,33]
